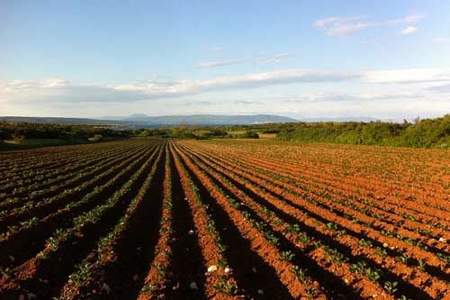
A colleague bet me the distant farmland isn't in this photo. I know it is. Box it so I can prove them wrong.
[0,139,449,299]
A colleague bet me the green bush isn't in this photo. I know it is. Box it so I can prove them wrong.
[241,131,259,139]
[277,115,450,148]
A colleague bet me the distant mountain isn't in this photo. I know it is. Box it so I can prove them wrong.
[0,116,123,126]
[0,114,297,127]
[105,114,297,125]
[1,115,398,126]
[297,116,380,122]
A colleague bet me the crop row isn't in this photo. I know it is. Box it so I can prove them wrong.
[0,142,142,198]
[0,143,154,233]
[0,142,163,298]
[0,143,148,212]
[0,143,159,270]
[181,142,450,247]
[1,139,448,299]
[0,140,143,180]
[176,141,449,299]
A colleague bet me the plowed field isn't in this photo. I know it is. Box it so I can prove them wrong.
[0,139,449,299]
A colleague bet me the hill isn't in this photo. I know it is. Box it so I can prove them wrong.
[0,114,297,126]
[116,114,296,125]
[0,116,122,126]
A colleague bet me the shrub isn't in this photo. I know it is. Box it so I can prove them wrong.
[276,114,450,148]
[241,131,259,139]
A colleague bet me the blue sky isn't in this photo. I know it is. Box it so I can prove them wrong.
[1,0,450,119]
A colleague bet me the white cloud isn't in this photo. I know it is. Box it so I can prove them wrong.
[197,53,291,68]
[314,14,424,37]
[400,26,418,35]
[197,69,359,90]
[428,83,450,93]
[2,68,449,119]
[280,91,423,103]
[385,15,424,25]
[0,80,152,103]
[0,69,359,104]
[363,68,450,84]
[257,53,292,64]
[313,17,371,36]
[196,58,245,68]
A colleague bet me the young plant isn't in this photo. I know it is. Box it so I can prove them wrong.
[280,250,295,262]
[384,281,398,294]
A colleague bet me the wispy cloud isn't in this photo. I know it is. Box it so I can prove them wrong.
[363,68,450,84]
[0,70,359,103]
[428,83,450,93]
[2,68,450,105]
[196,58,245,68]
[257,53,292,64]
[197,53,291,69]
[280,91,423,103]
[314,16,371,36]
[123,69,359,95]
[181,99,262,107]
[385,15,424,25]
[400,26,418,35]
[234,100,262,105]
[314,14,424,37]
[0,79,152,103]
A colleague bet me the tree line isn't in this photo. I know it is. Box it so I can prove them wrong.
[1,114,449,148]
[0,122,131,142]
[276,115,450,148]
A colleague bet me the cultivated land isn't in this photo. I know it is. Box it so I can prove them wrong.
[0,139,449,299]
